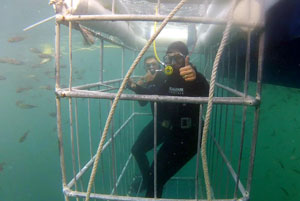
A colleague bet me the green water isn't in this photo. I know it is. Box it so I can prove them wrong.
[1,1,300,201]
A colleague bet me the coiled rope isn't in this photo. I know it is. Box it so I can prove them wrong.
[201,0,238,200]
[84,0,188,200]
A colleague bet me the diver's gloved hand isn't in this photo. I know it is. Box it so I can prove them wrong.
[126,78,136,89]
[179,56,196,82]
[143,70,157,83]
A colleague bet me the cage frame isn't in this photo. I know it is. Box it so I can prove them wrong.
[54,0,264,200]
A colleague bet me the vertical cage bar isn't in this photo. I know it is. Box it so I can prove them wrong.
[246,32,265,195]
[55,22,61,89]
[122,47,125,79]
[112,0,116,14]
[195,105,203,200]
[110,100,118,195]
[223,44,230,198]
[88,99,93,158]
[68,98,79,201]
[100,39,104,83]
[68,9,79,200]
[216,57,226,197]
[234,27,252,198]
[154,101,158,198]
[55,21,70,201]
[68,22,73,90]
[75,99,84,191]
[87,98,97,198]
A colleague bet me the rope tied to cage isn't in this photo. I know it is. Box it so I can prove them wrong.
[201,0,239,200]
[84,0,189,200]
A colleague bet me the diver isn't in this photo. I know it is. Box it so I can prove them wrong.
[127,41,209,198]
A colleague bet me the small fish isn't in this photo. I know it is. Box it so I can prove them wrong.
[0,57,24,65]
[280,187,289,196]
[0,75,6,80]
[278,160,284,169]
[38,53,53,59]
[39,85,52,90]
[292,169,300,175]
[40,58,51,65]
[16,101,37,109]
[29,47,42,54]
[16,87,32,93]
[49,112,56,118]
[0,162,6,172]
[8,36,25,43]
[290,155,300,161]
[19,130,29,143]
[27,74,40,82]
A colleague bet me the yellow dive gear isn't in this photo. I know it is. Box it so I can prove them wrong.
[164,65,173,75]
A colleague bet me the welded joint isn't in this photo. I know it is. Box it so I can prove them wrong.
[63,186,71,195]
[251,97,260,106]
[237,191,250,201]
[56,14,65,22]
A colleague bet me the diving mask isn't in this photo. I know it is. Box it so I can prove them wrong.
[144,62,160,75]
[162,52,185,76]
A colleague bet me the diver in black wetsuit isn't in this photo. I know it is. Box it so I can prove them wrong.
[127,41,209,198]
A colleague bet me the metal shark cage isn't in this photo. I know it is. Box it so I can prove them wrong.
[54,0,264,200]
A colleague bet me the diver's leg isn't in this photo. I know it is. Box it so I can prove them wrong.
[131,121,154,187]
[146,129,199,198]
[131,120,170,189]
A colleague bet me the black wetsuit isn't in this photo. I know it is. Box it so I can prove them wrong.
[129,67,209,198]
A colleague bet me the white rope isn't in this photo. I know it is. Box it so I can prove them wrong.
[84,1,189,200]
[201,0,238,200]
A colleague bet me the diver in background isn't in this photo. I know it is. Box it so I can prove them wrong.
[128,41,209,198]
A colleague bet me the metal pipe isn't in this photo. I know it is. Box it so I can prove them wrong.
[87,99,93,158]
[55,22,61,89]
[255,32,265,100]
[68,22,73,90]
[74,99,84,190]
[154,102,158,198]
[110,100,118,195]
[215,82,253,99]
[65,187,240,201]
[100,39,104,83]
[223,45,230,197]
[55,21,70,201]
[56,90,258,106]
[111,154,133,195]
[234,26,253,199]
[87,98,97,200]
[68,98,79,201]
[246,32,265,195]
[23,15,56,31]
[90,30,136,51]
[195,105,203,200]
[112,0,116,14]
[57,14,261,28]
[211,133,247,197]
[122,47,125,79]
[72,78,123,90]
[67,113,135,188]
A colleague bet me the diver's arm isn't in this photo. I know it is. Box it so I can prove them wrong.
[191,71,209,97]
[127,79,150,106]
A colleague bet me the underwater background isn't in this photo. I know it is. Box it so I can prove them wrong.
[0,0,300,201]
